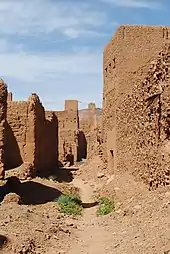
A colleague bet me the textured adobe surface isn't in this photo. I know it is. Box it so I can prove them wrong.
[5,94,98,175]
[79,103,102,159]
[0,79,7,178]
[103,25,170,188]
[52,100,79,164]
[5,94,58,176]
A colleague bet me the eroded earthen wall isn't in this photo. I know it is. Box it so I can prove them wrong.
[5,101,29,169]
[42,111,58,174]
[79,103,97,136]
[0,80,8,178]
[5,94,58,175]
[54,100,79,164]
[103,25,170,188]
[79,103,102,159]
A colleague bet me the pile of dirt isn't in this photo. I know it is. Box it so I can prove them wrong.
[2,193,21,204]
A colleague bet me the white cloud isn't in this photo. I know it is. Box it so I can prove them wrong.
[100,0,162,9]
[0,0,108,109]
[0,37,103,109]
[63,28,105,39]
[0,0,107,38]
[0,51,101,83]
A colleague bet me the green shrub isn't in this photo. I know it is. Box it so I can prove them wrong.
[57,194,83,215]
[97,197,115,216]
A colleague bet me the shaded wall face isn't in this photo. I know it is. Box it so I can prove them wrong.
[78,130,87,160]
[103,25,170,187]
[5,102,29,169]
[37,110,58,174]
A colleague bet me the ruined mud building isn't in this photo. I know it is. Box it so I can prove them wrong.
[102,25,170,188]
[5,91,58,177]
[0,80,100,178]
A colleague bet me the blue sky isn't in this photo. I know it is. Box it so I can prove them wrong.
[0,0,168,110]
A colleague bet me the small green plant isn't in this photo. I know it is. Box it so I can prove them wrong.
[97,197,115,216]
[57,194,83,215]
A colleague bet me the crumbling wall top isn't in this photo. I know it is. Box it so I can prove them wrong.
[28,93,41,104]
[0,79,7,103]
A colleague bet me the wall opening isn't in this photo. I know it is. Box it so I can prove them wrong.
[110,149,114,157]
[108,149,114,173]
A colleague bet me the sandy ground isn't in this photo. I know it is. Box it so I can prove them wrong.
[1,157,170,253]
[67,157,170,254]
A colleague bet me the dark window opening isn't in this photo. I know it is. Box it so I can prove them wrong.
[110,149,114,157]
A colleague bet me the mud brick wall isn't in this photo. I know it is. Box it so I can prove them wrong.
[29,94,58,175]
[54,100,79,163]
[79,103,97,137]
[5,101,30,169]
[34,103,58,175]
[103,25,170,188]
[0,80,8,178]
[43,111,58,172]
[79,103,102,159]
[5,94,58,175]
[85,128,102,160]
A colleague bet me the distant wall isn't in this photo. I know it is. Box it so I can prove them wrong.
[53,100,79,164]
[79,103,102,159]
[65,100,78,113]
[79,103,97,136]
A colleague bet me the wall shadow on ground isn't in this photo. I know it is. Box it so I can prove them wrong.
[0,176,62,205]
[36,166,78,183]
[4,122,23,170]
[49,167,78,183]
[20,181,62,205]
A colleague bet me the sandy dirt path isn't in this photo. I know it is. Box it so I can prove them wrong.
[69,178,115,254]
